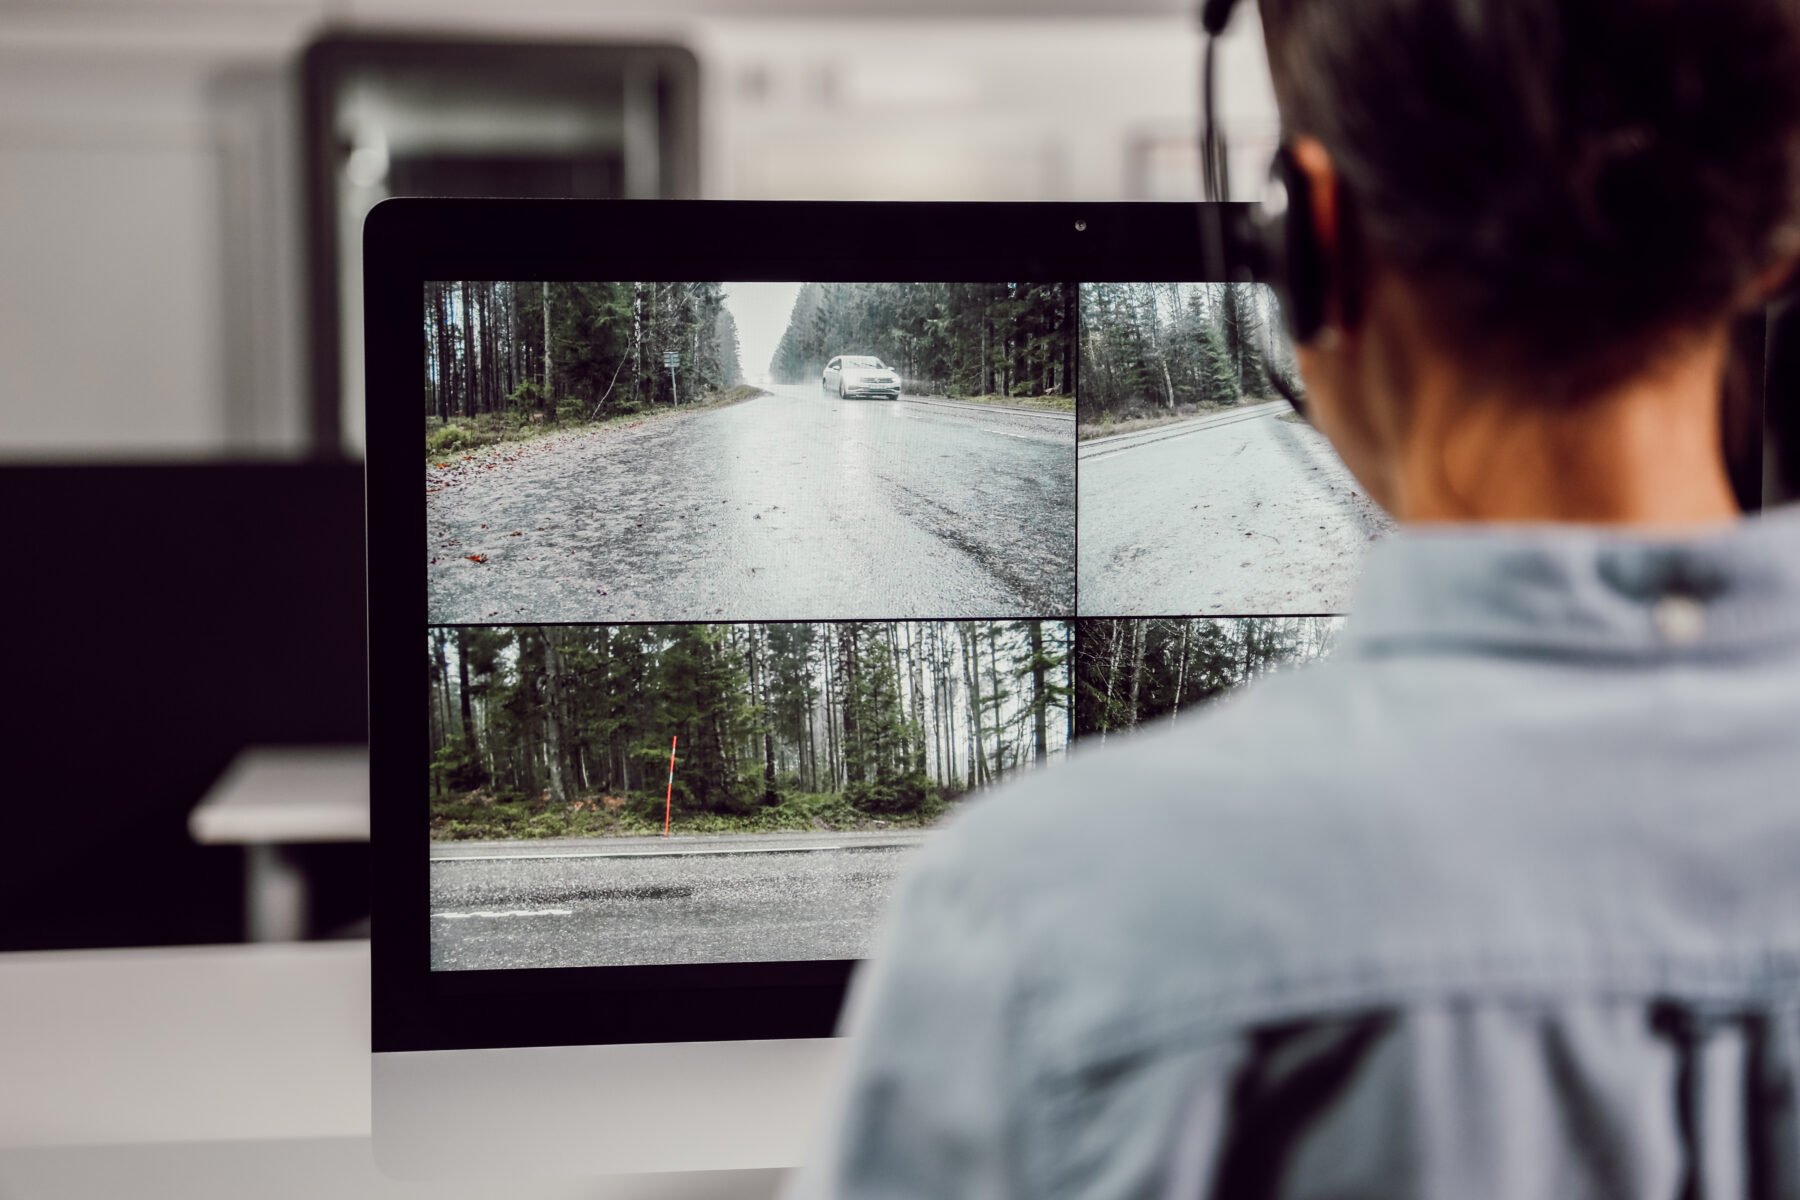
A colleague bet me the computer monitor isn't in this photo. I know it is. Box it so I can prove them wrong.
[364,200,1770,1182]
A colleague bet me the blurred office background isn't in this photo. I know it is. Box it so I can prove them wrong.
[1,0,1793,954]
[0,0,1279,955]
[0,0,1280,462]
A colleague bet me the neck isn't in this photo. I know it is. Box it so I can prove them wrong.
[1390,330,1741,528]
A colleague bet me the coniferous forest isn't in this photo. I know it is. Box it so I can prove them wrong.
[768,282,1076,401]
[423,281,745,453]
[1074,617,1340,740]
[430,621,1073,840]
[1079,283,1301,423]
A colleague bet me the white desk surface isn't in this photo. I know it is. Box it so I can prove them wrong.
[188,746,370,845]
[0,941,783,1200]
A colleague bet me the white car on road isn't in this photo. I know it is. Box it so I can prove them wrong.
[822,355,901,401]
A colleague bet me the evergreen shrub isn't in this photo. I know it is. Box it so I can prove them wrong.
[427,425,482,454]
[844,772,934,815]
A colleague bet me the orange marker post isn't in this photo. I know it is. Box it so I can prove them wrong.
[664,735,678,837]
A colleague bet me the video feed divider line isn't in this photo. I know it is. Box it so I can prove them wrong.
[433,842,921,863]
[1079,399,1292,461]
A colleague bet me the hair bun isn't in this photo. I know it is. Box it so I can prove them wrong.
[1261,0,1800,392]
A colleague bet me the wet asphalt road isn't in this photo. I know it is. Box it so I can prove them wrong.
[1077,401,1395,616]
[426,387,1075,624]
[430,830,930,970]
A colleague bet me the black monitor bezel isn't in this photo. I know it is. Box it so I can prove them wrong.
[367,199,1229,1053]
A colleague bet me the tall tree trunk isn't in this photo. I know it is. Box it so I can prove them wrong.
[939,624,957,787]
[1100,619,1123,744]
[986,623,1004,779]
[459,282,475,417]
[442,282,455,421]
[633,283,645,405]
[484,283,495,412]
[455,628,475,745]
[1029,620,1048,765]
[810,678,821,791]
[905,623,928,776]
[432,631,452,754]
[961,624,988,788]
[1126,620,1147,729]
[840,625,862,785]
[823,631,840,790]
[507,281,518,401]
[442,282,456,420]
[980,318,991,395]
[1139,285,1175,410]
[650,283,660,403]
[427,284,437,420]
[806,698,820,791]
[1058,282,1072,399]
[1171,620,1191,724]
[434,283,447,421]
[541,281,552,403]
[485,282,498,411]
[929,624,945,785]
[541,628,567,805]
[473,283,486,413]
[431,283,448,421]
[1065,622,1075,745]
[750,626,777,804]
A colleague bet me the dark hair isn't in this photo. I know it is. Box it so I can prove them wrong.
[1260,0,1800,392]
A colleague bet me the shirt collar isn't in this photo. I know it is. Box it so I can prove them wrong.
[1341,506,1800,659]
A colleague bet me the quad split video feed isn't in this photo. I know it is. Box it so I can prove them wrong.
[422,275,1386,974]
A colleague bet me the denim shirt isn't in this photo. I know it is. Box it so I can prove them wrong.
[790,512,1800,1200]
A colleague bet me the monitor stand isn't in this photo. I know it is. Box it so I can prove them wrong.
[374,1037,843,1178]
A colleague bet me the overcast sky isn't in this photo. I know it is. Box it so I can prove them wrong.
[722,281,804,383]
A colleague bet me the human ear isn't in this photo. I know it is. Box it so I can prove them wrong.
[1288,136,1339,266]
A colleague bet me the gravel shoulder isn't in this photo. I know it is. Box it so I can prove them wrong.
[1076,407,1395,616]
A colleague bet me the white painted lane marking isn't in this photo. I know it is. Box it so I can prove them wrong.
[432,841,922,864]
[433,909,575,920]
[900,395,1076,421]
[1079,404,1290,462]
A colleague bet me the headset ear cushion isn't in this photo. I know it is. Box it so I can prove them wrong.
[1269,144,1329,345]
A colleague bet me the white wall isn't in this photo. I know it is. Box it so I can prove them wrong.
[0,0,1276,459]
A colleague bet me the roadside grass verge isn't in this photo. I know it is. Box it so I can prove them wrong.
[425,385,767,459]
[1078,398,1278,442]
[941,393,1076,413]
[430,787,950,841]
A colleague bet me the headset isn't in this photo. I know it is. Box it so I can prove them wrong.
[1202,0,1793,482]
[1198,0,1335,356]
